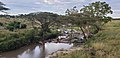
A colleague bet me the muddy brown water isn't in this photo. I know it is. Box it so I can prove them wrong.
[0,43,73,58]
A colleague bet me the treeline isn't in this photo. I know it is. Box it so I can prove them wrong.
[113,18,120,20]
[16,1,113,40]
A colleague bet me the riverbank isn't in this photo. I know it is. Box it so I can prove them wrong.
[0,43,73,58]
[46,45,83,58]
[0,43,36,58]
[0,29,60,52]
[55,20,120,58]
[0,29,39,52]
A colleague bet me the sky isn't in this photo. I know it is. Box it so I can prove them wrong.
[0,0,120,18]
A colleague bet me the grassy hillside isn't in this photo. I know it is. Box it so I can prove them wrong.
[0,18,40,52]
[56,20,120,58]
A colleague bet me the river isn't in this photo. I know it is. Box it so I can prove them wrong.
[0,43,73,58]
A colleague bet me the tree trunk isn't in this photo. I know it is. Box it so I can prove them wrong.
[80,26,86,39]
[40,30,46,58]
[41,41,45,58]
[40,42,45,58]
[94,24,101,33]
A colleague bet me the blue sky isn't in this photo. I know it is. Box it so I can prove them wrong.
[0,0,120,18]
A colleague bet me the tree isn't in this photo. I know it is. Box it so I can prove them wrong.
[23,12,59,58]
[65,6,88,39]
[65,6,78,16]
[80,1,113,27]
[64,1,113,39]
[34,12,58,37]
[0,1,9,13]
[17,12,59,43]
[33,12,59,58]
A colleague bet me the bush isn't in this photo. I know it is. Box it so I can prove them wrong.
[20,24,27,29]
[39,30,60,40]
[6,21,27,31]
[14,21,20,28]
[45,31,59,40]
[0,22,3,26]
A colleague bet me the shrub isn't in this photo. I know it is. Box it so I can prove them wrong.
[0,22,3,26]
[20,24,27,29]
[6,21,27,31]
[39,30,60,40]
[0,29,39,52]
[45,31,59,40]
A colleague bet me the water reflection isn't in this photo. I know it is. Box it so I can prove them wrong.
[45,43,73,55]
[18,43,73,58]
[18,46,41,58]
[0,43,73,58]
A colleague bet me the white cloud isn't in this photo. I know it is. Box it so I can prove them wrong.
[107,10,120,18]
[35,2,41,5]
[37,0,86,5]
[43,0,61,4]
[0,12,6,15]
[39,0,61,4]
[113,10,120,12]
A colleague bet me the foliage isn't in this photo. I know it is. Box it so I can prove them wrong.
[80,1,113,24]
[64,1,113,39]
[0,22,3,26]
[21,24,27,29]
[39,29,60,40]
[0,1,9,13]
[28,12,59,40]
[6,21,27,31]
[65,6,89,39]
[0,29,39,52]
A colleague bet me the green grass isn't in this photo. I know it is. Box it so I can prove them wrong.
[0,29,40,52]
[0,18,40,52]
[57,20,120,58]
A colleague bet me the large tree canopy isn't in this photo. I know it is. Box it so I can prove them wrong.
[80,1,113,23]
[27,12,59,40]
[65,6,90,39]
[64,1,113,38]
[80,1,113,17]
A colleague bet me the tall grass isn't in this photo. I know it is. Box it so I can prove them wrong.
[0,29,39,52]
[57,20,120,58]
